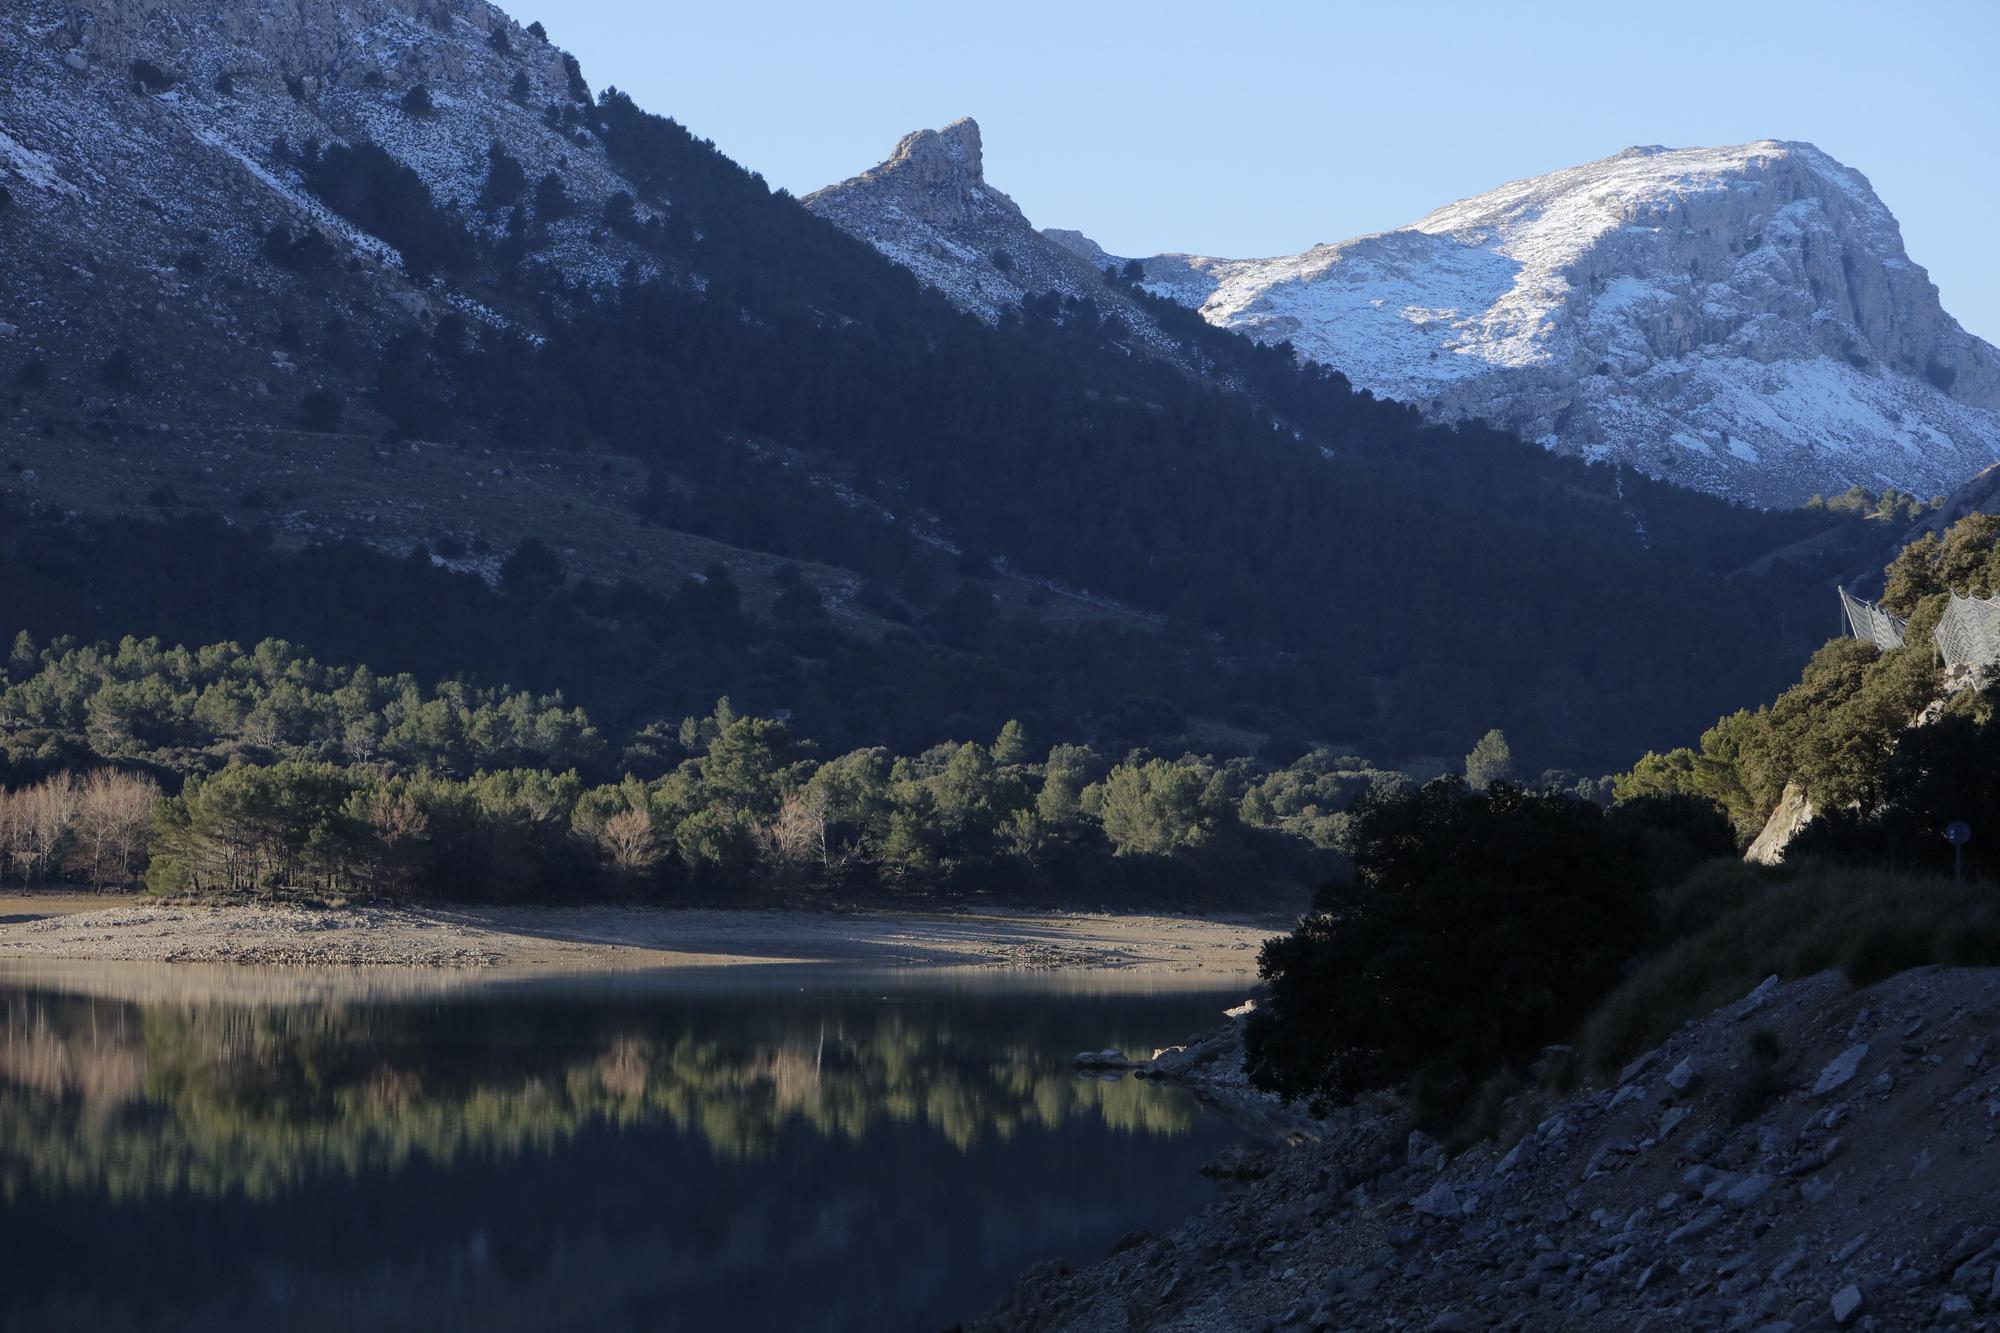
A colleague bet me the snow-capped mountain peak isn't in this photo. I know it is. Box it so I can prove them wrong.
[821,130,2000,507]
[1127,139,2000,506]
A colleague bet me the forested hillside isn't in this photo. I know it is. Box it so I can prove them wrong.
[0,3,1893,779]
[1618,511,2000,873]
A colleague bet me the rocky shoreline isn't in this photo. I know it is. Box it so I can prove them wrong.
[986,966,2000,1331]
[1081,1004,1327,1148]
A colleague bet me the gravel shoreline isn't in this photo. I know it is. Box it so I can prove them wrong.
[0,894,1280,975]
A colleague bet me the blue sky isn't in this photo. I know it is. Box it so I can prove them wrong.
[551,0,2000,342]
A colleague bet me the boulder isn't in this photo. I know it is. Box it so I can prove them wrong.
[1812,1044,1869,1097]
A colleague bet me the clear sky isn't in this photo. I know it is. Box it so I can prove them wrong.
[548,0,2000,342]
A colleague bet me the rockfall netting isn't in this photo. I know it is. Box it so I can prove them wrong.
[1934,592,2000,673]
[1839,587,1907,652]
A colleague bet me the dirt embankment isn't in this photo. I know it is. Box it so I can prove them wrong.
[0,893,1278,975]
[977,966,2000,1332]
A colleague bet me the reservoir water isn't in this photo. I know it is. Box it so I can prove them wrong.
[0,963,1248,1331]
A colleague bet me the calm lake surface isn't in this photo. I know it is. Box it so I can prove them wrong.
[0,963,1248,1332]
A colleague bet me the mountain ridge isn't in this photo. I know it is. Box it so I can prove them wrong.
[0,4,1888,774]
[813,125,2000,507]
[801,116,1199,369]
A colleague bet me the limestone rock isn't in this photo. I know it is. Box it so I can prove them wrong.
[1812,1044,1870,1097]
[803,119,1193,368]
[1746,785,1815,866]
[1123,142,2000,508]
[825,132,2000,507]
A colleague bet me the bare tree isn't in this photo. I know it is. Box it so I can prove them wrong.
[770,790,830,870]
[358,789,429,896]
[74,769,161,889]
[597,807,660,876]
[20,773,82,885]
[0,787,24,883]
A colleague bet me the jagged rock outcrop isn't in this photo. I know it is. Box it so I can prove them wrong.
[802,118,1196,366]
[974,966,2000,1331]
[1745,783,1817,866]
[815,129,2000,508]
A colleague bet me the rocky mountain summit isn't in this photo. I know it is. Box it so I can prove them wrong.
[978,966,2000,1331]
[816,130,2000,508]
[803,118,1196,366]
[1117,142,2000,509]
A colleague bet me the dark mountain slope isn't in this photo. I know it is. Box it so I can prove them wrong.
[0,0,1889,772]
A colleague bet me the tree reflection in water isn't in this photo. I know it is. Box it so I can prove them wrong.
[0,969,1245,1333]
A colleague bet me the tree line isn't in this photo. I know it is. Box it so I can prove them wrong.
[0,621,1429,902]
[2,632,601,779]
[137,700,1372,903]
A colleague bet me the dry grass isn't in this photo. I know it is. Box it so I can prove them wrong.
[1576,860,2000,1079]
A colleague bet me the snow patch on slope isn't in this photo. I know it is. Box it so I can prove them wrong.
[1121,141,2000,507]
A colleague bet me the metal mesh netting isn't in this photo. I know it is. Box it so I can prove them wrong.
[1935,592,2000,673]
[1839,587,1908,652]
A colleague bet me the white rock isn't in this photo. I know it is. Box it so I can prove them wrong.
[1812,1044,1870,1097]
[1733,974,1783,1020]
[1665,1057,1700,1091]
[1831,1284,1864,1324]
[823,135,2000,507]
[1493,1138,1531,1177]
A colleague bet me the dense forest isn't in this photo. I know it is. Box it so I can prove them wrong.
[385,88,1861,772]
[0,500,1350,765]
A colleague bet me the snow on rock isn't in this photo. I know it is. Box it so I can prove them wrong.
[802,118,1202,371]
[0,0,658,432]
[1120,141,2000,508]
[816,127,2000,508]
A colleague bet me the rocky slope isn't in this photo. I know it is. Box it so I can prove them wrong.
[802,119,1202,369]
[976,966,2000,1331]
[0,0,649,434]
[813,129,2000,509]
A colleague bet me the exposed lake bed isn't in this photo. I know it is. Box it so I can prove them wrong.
[0,892,1279,974]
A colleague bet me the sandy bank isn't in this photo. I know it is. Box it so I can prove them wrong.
[0,892,1280,976]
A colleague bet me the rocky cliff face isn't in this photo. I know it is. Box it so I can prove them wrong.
[816,131,2000,508]
[802,118,1198,368]
[1124,142,2000,509]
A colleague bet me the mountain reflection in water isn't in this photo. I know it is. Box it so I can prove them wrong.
[0,965,1247,1332]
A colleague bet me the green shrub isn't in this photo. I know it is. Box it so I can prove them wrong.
[1245,778,1652,1111]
